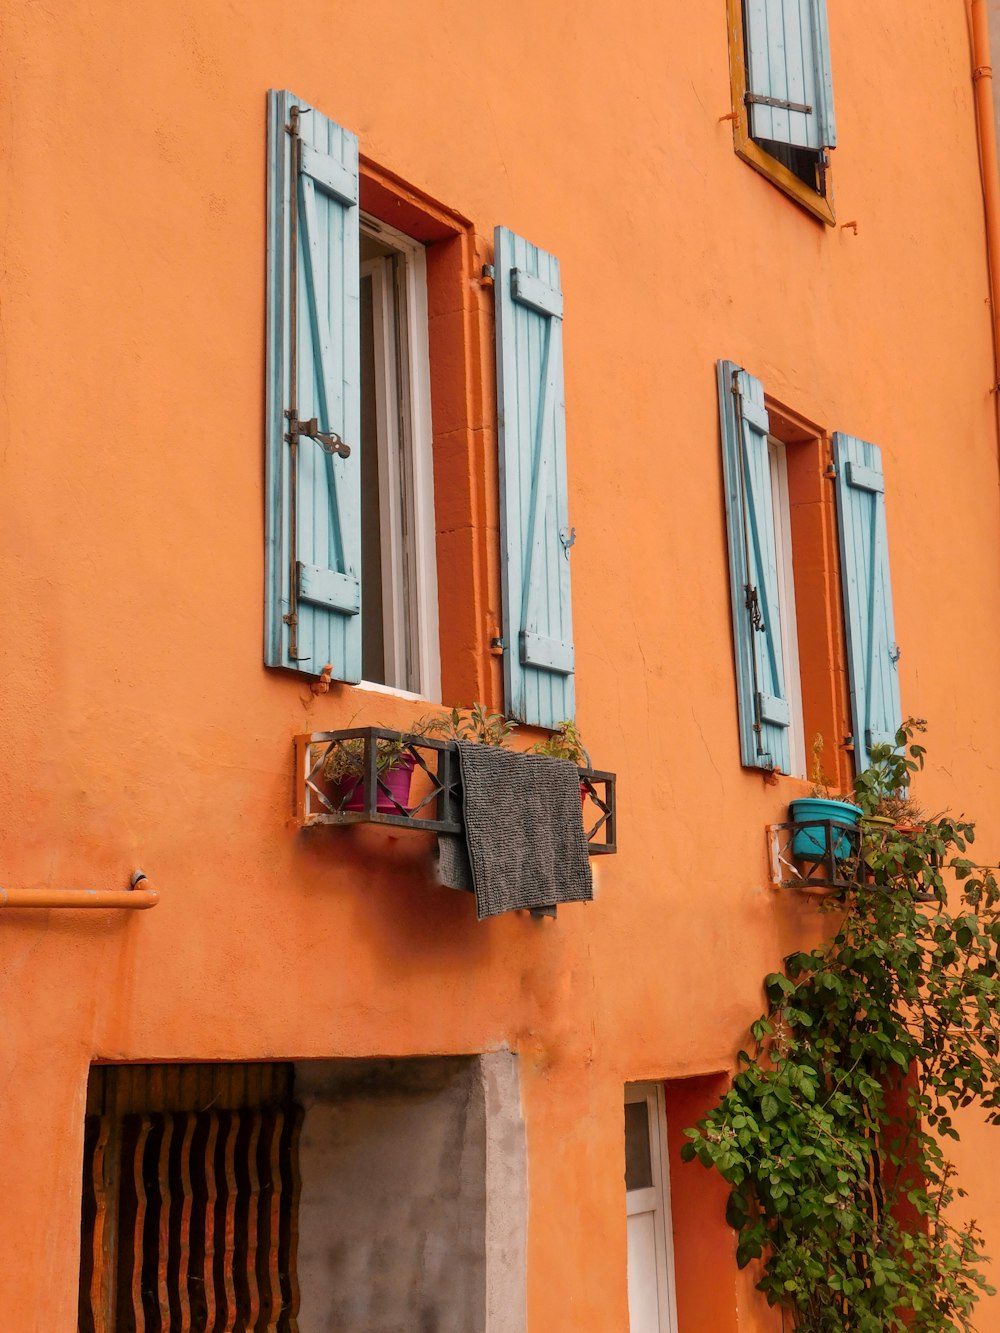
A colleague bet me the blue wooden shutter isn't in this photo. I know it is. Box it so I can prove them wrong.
[833,434,901,773]
[744,0,836,151]
[494,227,574,728]
[265,90,362,679]
[717,361,791,772]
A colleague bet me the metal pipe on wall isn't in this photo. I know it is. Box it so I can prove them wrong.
[970,0,1000,392]
[0,870,158,910]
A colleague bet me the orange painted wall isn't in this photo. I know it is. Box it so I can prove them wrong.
[2,1,1000,1329]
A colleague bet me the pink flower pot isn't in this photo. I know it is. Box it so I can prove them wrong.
[338,756,415,813]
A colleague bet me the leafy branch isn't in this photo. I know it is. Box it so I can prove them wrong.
[683,721,1000,1330]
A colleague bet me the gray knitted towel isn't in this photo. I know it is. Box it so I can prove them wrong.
[437,743,593,920]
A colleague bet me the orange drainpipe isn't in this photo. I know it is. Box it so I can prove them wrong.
[970,0,1000,393]
[0,869,158,910]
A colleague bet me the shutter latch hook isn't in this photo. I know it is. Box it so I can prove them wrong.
[744,583,766,632]
[559,526,576,552]
[285,413,351,459]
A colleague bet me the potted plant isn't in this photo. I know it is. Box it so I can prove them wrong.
[852,720,926,824]
[789,734,863,860]
[530,720,590,803]
[529,719,589,765]
[414,703,518,748]
[320,731,415,814]
[852,719,931,880]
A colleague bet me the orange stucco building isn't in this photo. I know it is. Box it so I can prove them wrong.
[4,2,1000,1330]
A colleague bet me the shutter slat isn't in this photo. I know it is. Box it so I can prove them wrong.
[265,91,362,680]
[496,227,575,727]
[810,0,837,148]
[220,1113,239,1330]
[717,361,792,772]
[155,1116,174,1332]
[244,1113,264,1328]
[261,1110,285,1333]
[176,1114,196,1333]
[834,434,901,772]
[130,1119,153,1333]
[201,1115,220,1333]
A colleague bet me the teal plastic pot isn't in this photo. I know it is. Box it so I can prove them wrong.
[789,798,862,861]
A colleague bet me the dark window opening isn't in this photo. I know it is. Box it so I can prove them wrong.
[756,138,825,193]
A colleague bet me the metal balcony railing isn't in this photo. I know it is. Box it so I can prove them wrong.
[767,818,862,894]
[294,729,617,855]
[768,818,938,899]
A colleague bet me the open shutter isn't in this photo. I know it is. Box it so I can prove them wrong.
[495,227,575,728]
[744,0,836,151]
[717,361,791,772]
[833,434,901,773]
[265,90,362,679]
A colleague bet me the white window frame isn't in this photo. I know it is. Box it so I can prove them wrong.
[767,438,806,778]
[359,215,440,702]
[625,1083,679,1333]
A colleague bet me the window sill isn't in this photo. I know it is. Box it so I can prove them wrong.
[735,137,835,227]
[355,678,441,706]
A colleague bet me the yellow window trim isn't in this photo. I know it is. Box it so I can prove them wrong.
[725,0,836,227]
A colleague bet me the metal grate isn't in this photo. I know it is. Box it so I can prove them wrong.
[767,819,940,899]
[79,1065,301,1333]
[767,818,863,894]
[294,728,617,855]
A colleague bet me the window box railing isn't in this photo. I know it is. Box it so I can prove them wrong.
[294,728,617,855]
[767,817,862,894]
[768,818,940,900]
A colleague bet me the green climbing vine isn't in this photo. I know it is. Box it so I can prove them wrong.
[682,722,1000,1330]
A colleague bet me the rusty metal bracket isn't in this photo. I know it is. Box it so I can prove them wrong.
[284,414,351,459]
[745,92,813,114]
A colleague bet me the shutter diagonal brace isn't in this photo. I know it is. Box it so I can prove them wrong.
[285,106,304,663]
[732,372,772,765]
[517,304,573,673]
[863,487,897,750]
[745,93,813,114]
[520,316,555,647]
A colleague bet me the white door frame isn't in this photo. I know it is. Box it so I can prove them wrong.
[625,1082,679,1333]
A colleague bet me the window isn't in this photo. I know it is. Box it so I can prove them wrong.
[625,1084,678,1333]
[717,360,902,777]
[359,218,438,695]
[78,1063,300,1333]
[767,437,806,776]
[725,0,837,224]
[264,93,441,697]
[265,90,579,729]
